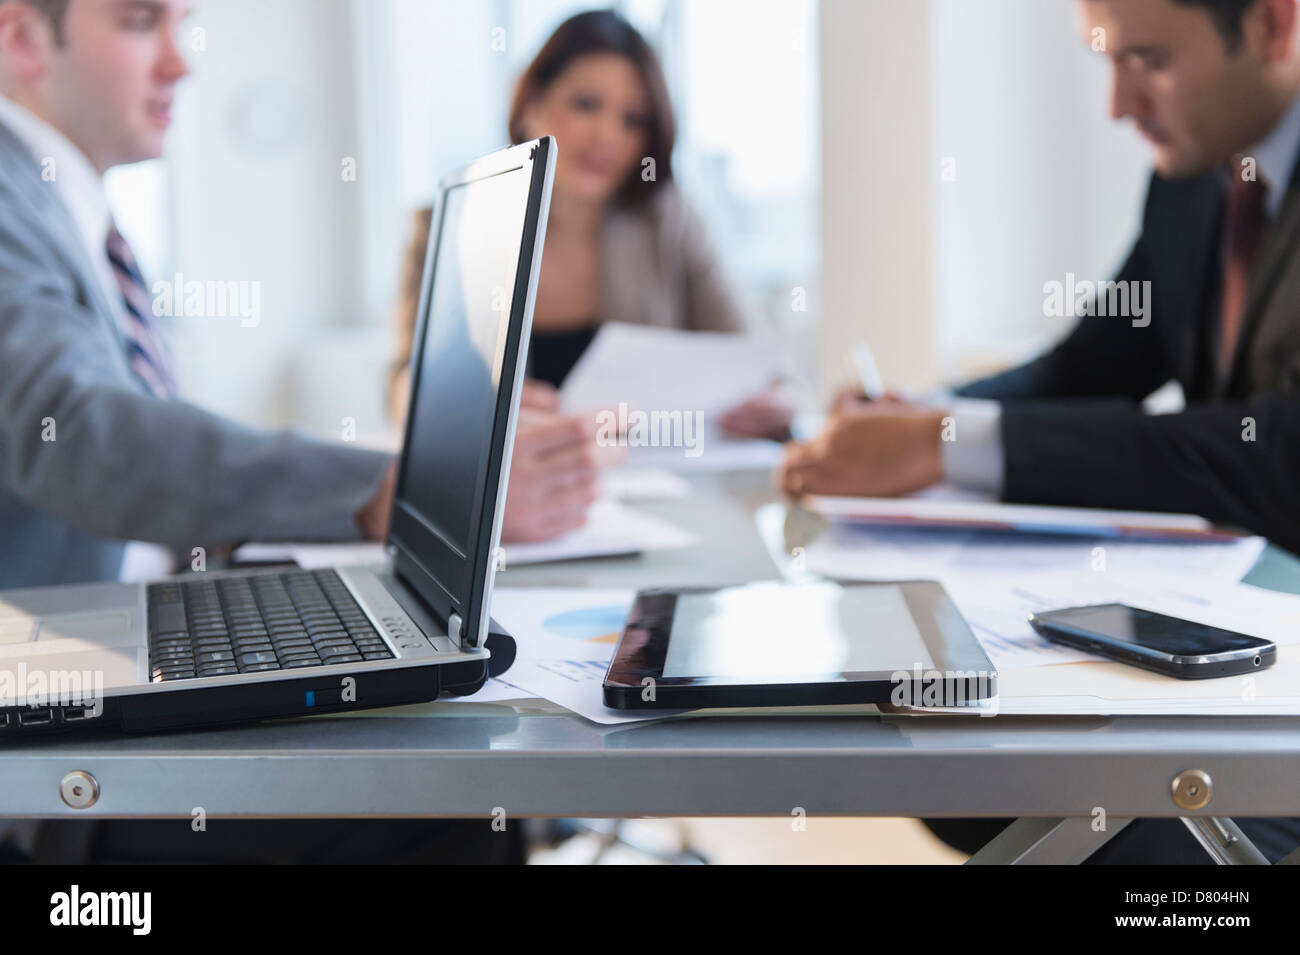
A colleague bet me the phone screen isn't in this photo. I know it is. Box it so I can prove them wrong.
[1041,604,1268,656]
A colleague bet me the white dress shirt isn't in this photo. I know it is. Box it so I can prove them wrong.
[942,88,1300,495]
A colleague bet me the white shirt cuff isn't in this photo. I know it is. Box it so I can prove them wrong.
[940,398,1005,495]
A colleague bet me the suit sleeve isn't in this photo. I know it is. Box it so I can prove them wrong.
[999,396,1300,552]
[0,227,391,551]
[956,238,1172,402]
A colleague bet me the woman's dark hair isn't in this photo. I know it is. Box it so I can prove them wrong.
[508,8,674,206]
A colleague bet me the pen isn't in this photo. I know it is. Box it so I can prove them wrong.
[852,342,886,401]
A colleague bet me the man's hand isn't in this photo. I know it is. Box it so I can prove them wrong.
[501,409,599,542]
[829,386,906,416]
[356,460,398,541]
[520,377,560,411]
[778,404,947,498]
[354,409,598,544]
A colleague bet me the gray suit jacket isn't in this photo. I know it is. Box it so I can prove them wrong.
[0,122,391,588]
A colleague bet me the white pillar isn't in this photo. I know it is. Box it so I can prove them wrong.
[817,0,937,399]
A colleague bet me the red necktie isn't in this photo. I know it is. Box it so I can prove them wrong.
[1218,173,1269,376]
[106,223,179,398]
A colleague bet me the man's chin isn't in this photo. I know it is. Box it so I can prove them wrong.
[115,136,168,168]
[1151,147,1213,180]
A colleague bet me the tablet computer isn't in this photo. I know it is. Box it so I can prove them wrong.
[602,580,995,710]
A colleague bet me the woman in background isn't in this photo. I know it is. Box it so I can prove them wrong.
[389,8,792,439]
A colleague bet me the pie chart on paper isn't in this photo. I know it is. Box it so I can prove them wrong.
[541,605,628,644]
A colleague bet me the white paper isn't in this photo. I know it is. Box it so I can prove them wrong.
[446,677,534,703]
[756,501,1283,673]
[501,499,694,566]
[807,493,1230,537]
[560,322,785,419]
[490,587,634,660]
[623,431,786,472]
[496,659,652,724]
[987,634,1300,714]
[800,522,1266,587]
[941,571,1300,671]
[600,466,693,501]
[233,499,695,570]
[487,576,1300,720]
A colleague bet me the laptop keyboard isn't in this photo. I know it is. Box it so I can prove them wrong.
[146,569,394,682]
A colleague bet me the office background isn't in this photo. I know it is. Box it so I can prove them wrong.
[106,0,1151,438]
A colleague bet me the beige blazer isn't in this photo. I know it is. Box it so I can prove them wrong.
[389,184,746,416]
[600,184,746,333]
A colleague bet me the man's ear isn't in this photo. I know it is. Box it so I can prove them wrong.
[1258,0,1299,63]
[0,2,57,84]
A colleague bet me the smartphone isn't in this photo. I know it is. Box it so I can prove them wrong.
[1027,603,1276,679]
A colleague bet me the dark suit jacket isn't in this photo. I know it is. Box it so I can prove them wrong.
[957,152,1300,555]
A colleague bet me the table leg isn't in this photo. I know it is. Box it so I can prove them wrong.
[966,816,1134,864]
[1179,817,1269,865]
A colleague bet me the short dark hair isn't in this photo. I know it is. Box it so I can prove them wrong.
[1171,0,1259,47]
[21,0,71,43]
[507,9,675,207]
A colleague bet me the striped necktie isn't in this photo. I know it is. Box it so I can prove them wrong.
[105,223,178,399]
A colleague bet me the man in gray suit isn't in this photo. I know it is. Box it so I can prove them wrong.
[0,0,593,862]
[0,0,596,591]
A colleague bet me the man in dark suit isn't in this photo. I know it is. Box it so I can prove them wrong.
[782,0,1300,555]
[780,0,1300,862]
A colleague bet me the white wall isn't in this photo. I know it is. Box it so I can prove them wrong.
[819,0,936,397]
[818,0,1151,396]
[932,0,1149,381]
[164,0,382,436]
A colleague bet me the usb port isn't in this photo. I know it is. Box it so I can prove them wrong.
[17,708,53,726]
[62,705,97,722]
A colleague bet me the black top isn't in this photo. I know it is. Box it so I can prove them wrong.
[527,322,598,389]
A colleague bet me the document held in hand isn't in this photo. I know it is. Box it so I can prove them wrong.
[560,321,786,419]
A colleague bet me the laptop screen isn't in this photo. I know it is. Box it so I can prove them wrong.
[387,138,552,647]
[397,172,527,553]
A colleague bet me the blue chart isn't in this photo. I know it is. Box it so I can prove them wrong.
[541,605,629,644]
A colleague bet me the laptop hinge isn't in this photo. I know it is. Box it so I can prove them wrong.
[448,613,464,647]
[384,566,453,639]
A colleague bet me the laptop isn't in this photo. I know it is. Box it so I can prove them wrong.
[0,137,556,736]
